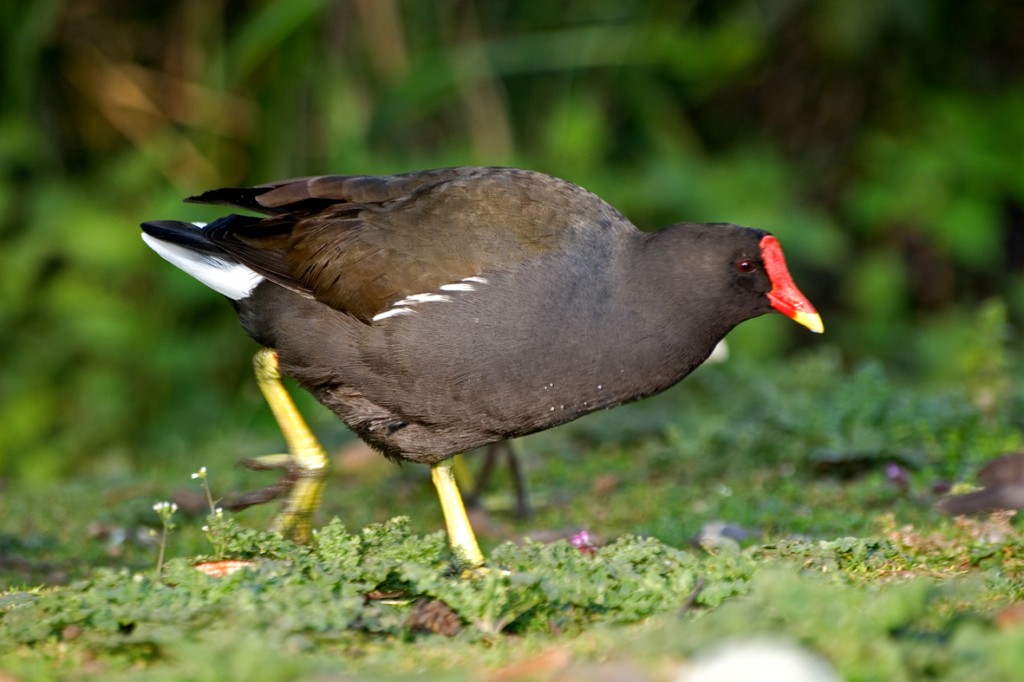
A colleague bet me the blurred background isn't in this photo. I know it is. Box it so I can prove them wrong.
[2,0,1023,482]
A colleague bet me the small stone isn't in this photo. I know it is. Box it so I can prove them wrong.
[691,521,758,552]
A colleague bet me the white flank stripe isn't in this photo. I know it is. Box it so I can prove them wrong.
[142,234,264,301]
[394,293,452,305]
[373,277,485,323]
[372,307,415,321]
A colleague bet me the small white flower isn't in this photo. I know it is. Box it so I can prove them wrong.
[153,501,178,519]
[191,466,208,480]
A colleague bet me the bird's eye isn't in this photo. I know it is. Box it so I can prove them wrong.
[736,259,756,273]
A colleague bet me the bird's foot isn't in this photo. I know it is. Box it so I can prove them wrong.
[223,450,329,543]
[220,348,331,543]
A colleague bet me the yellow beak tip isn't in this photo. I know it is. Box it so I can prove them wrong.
[794,311,825,334]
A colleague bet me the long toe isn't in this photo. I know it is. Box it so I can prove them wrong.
[269,467,328,543]
[227,348,334,542]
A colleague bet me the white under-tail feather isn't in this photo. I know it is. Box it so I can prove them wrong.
[142,228,264,301]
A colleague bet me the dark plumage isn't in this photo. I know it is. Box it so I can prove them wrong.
[141,166,822,563]
[937,453,1024,515]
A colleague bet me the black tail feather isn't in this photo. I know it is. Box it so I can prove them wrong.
[140,220,224,256]
[186,186,274,212]
[187,185,338,216]
[141,215,265,256]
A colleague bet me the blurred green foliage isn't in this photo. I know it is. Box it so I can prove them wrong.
[2,0,1023,479]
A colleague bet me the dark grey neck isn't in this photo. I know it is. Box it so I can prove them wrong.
[611,229,739,375]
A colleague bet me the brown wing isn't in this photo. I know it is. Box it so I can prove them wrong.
[190,167,635,322]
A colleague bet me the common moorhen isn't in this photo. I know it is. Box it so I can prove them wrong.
[141,166,822,566]
[938,453,1024,515]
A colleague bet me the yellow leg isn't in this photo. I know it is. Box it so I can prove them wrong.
[235,348,330,543]
[451,454,475,491]
[431,459,485,568]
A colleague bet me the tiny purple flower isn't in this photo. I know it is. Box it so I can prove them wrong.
[571,530,595,553]
[886,462,910,493]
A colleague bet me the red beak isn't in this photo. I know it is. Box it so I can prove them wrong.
[760,235,823,333]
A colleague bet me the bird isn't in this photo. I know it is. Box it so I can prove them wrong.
[141,166,823,567]
[937,453,1024,516]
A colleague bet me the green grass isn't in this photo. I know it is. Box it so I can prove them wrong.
[3,338,1024,680]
